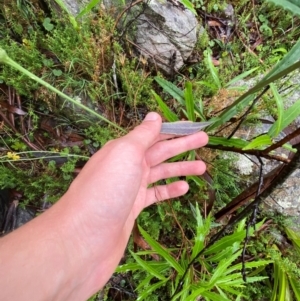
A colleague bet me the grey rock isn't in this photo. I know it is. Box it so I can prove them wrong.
[134,0,198,74]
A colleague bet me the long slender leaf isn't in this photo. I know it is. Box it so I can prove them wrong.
[205,49,221,90]
[266,0,300,17]
[130,251,167,280]
[151,90,179,122]
[289,276,300,301]
[225,67,259,87]
[208,136,248,148]
[184,81,195,121]
[270,83,284,137]
[154,77,185,105]
[137,278,168,301]
[76,0,102,19]
[139,226,184,274]
[208,39,300,131]
[268,98,300,137]
[242,134,272,150]
[179,0,197,14]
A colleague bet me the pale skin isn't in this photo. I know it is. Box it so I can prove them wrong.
[0,112,208,301]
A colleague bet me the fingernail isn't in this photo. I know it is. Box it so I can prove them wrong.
[144,112,158,121]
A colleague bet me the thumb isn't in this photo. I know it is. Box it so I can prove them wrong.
[127,112,162,149]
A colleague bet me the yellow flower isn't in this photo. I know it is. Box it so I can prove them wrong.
[7,152,20,160]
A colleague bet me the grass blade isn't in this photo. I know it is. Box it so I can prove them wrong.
[76,0,102,19]
[184,81,195,121]
[242,134,272,150]
[155,77,185,105]
[151,90,179,122]
[268,98,300,137]
[139,226,184,274]
[270,83,284,137]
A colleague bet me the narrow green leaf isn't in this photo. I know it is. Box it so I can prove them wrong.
[137,279,168,301]
[208,39,300,132]
[151,90,179,122]
[227,260,273,275]
[270,83,284,137]
[266,0,300,16]
[179,0,197,14]
[201,291,231,301]
[154,77,185,105]
[285,227,300,252]
[268,99,300,137]
[130,251,167,280]
[184,81,195,121]
[139,226,184,274]
[76,0,102,19]
[205,49,221,90]
[242,134,272,150]
[208,136,248,148]
[225,67,259,87]
[289,276,300,301]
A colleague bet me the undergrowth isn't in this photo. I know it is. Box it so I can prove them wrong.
[0,0,300,300]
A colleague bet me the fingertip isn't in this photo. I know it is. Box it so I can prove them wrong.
[144,112,161,122]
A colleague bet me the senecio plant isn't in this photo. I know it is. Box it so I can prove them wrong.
[0,47,124,132]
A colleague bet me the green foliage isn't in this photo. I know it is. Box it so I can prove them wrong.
[117,205,271,300]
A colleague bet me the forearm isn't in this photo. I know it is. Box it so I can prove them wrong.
[0,191,124,301]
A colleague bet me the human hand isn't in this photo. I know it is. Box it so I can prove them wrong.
[0,112,208,301]
[59,112,208,296]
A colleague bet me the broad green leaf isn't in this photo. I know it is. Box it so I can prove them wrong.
[266,0,300,16]
[208,136,248,148]
[184,81,195,121]
[151,90,178,122]
[270,83,284,137]
[242,134,272,150]
[154,77,185,105]
[77,0,102,19]
[179,0,197,14]
[268,99,300,137]
[130,251,167,280]
[139,226,184,274]
[225,67,259,87]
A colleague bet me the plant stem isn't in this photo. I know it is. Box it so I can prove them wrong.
[0,47,126,133]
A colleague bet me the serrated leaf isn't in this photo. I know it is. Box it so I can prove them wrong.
[137,278,168,301]
[139,226,184,274]
[130,251,167,280]
[266,0,300,16]
[154,77,185,105]
[242,134,272,150]
[151,90,178,122]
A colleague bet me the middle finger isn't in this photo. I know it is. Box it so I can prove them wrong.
[146,131,208,167]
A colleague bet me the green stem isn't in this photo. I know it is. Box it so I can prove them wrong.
[0,47,126,133]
